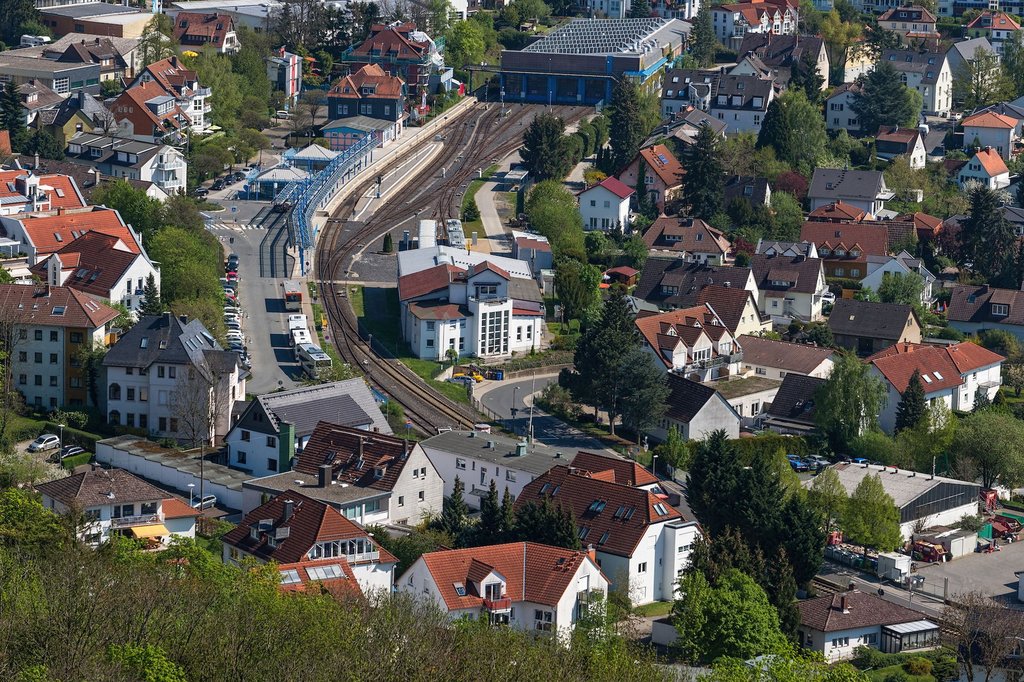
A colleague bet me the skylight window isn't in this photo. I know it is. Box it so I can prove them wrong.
[922,374,933,383]
[54,188,64,198]
[587,500,606,513]
[578,526,590,540]
[140,337,148,348]
[51,306,65,316]
[453,582,467,596]
[539,482,551,495]
[279,569,301,585]
[307,565,343,581]
[933,371,943,380]
[54,233,63,242]
[653,503,668,516]
[598,531,610,545]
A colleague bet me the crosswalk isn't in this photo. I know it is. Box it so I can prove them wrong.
[207,222,263,232]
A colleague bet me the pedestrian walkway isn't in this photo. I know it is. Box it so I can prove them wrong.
[473,151,520,255]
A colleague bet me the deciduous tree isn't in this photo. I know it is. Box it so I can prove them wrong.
[844,473,903,555]
[808,467,847,534]
[953,47,1013,110]
[815,353,888,451]
[951,410,1024,489]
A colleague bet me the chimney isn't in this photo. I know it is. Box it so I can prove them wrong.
[163,311,173,322]
[840,594,849,613]
[34,152,40,169]
[318,463,332,488]
[178,315,188,324]
[848,582,856,592]
[282,499,294,522]
[55,206,64,217]
[586,543,596,563]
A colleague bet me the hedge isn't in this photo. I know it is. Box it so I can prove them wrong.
[61,452,93,471]
[44,422,102,451]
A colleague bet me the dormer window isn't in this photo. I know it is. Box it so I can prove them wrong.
[820,248,831,256]
[850,249,861,257]
[835,248,846,257]
[992,303,1009,316]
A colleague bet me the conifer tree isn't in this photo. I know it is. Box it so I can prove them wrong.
[139,274,164,316]
[499,488,517,542]
[439,476,471,546]
[609,78,645,171]
[679,123,724,220]
[895,369,926,433]
[475,479,502,546]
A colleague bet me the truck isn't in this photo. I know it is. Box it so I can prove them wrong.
[283,280,303,311]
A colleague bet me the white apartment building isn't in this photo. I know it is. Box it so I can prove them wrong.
[578,176,633,231]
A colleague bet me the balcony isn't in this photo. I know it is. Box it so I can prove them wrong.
[193,87,212,98]
[155,159,184,171]
[346,550,380,563]
[483,597,512,612]
[683,352,742,372]
[110,512,163,528]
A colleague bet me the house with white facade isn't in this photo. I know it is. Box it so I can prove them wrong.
[400,542,609,634]
[807,168,894,216]
[241,422,443,526]
[948,284,1024,341]
[31,231,160,313]
[868,341,1004,433]
[65,133,187,196]
[642,216,732,264]
[878,5,939,43]
[961,111,1018,160]
[649,374,741,442]
[222,489,398,595]
[515,464,700,605]
[36,467,198,547]
[661,70,775,135]
[225,379,391,478]
[578,176,633,231]
[737,335,835,379]
[880,49,952,117]
[695,285,772,336]
[635,305,744,381]
[712,375,781,426]
[0,205,144,266]
[0,169,86,216]
[397,249,545,362]
[860,252,936,306]
[955,147,1011,189]
[102,312,246,439]
[798,589,940,662]
[711,0,797,48]
[875,126,927,169]
[966,11,1023,55]
[132,56,212,134]
[618,144,684,211]
[749,252,829,323]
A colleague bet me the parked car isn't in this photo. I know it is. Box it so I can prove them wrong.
[447,376,474,386]
[193,187,209,198]
[28,434,60,452]
[192,494,217,510]
[53,445,85,462]
[226,273,238,283]
[211,179,226,191]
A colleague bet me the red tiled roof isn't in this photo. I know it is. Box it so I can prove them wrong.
[799,589,929,632]
[807,201,868,222]
[114,80,192,132]
[876,125,921,146]
[635,305,733,368]
[350,25,430,60]
[161,497,199,518]
[896,212,942,238]
[222,488,398,564]
[800,221,889,257]
[276,558,363,600]
[737,335,834,374]
[605,265,638,277]
[29,231,140,297]
[408,302,469,321]
[0,131,10,156]
[293,421,416,493]
[569,451,658,487]
[469,261,510,280]
[0,283,118,329]
[966,10,1020,30]
[417,542,600,610]
[515,236,550,252]
[973,148,1009,176]
[584,176,634,200]
[12,207,141,257]
[637,144,683,187]
[173,12,235,49]
[397,263,462,300]
[962,111,1017,129]
[141,56,200,94]
[0,170,86,211]
[516,466,684,558]
[329,64,404,99]
[869,344,964,392]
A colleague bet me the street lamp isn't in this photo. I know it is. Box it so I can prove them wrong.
[58,422,65,456]
[651,453,658,477]
[511,385,520,433]
[187,483,195,507]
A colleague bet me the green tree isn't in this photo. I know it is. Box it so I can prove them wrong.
[189,49,244,131]
[1002,30,1024,97]
[628,0,651,17]
[137,14,177,65]
[1004,363,1024,397]
[513,498,580,549]
[821,10,863,85]
[814,353,888,451]
[609,78,646,172]
[616,347,669,443]
[808,467,847,534]
[894,369,926,434]
[653,425,691,470]
[769,191,805,241]
[91,179,163,243]
[475,479,502,546]
[765,89,827,169]
[231,27,273,106]
[499,488,517,542]
[439,476,471,545]
[23,130,64,160]
[844,473,903,554]
[951,410,1024,489]
[108,643,187,682]
[877,271,924,308]
[680,123,724,219]
[979,329,1021,360]
[554,257,601,321]
[957,184,1019,287]
[685,430,744,537]
[521,116,572,181]
[0,82,27,151]
[445,19,486,74]
[851,61,922,135]
[622,233,648,270]
[953,47,1013,110]
[691,4,717,67]
[0,488,66,552]
[139,274,164,316]
[789,44,825,101]
[672,570,789,664]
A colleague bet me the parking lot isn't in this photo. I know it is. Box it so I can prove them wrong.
[913,538,1024,606]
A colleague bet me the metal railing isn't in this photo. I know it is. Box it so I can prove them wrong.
[110,512,162,528]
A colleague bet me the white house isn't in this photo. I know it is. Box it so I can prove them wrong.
[578,176,633,231]
[713,375,781,426]
[398,250,545,362]
[0,170,87,216]
[860,252,936,305]
[516,465,702,605]
[880,49,952,117]
[711,2,797,47]
[400,542,609,634]
[225,379,391,478]
[749,252,829,323]
[956,147,1010,189]
[825,83,862,133]
[868,341,1004,434]
[737,335,835,379]
[65,133,188,196]
[798,589,940,662]
[102,312,246,439]
[132,56,213,134]
[0,205,144,266]
[648,374,742,443]
[241,423,443,527]
[661,70,775,135]
[222,489,398,595]
[875,126,927,169]
[35,467,198,547]
[807,168,894,217]
[635,305,743,381]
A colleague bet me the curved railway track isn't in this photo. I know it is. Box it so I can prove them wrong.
[314,101,589,433]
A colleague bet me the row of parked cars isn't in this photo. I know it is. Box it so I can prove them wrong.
[194,167,256,198]
[223,253,251,369]
[787,453,831,473]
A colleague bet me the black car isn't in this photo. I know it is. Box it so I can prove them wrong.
[193,187,209,198]
[51,445,85,462]
[211,179,226,190]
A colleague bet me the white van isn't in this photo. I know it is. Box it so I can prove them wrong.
[20,35,52,48]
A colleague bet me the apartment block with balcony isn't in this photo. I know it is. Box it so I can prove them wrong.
[223,490,398,595]
[36,467,199,547]
[400,542,609,634]
[636,305,743,382]
[65,133,187,195]
[132,56,213,133]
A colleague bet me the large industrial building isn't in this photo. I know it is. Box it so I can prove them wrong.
[499,18,691,105]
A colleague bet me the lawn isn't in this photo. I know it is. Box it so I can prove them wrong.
[632,601,672,617]
[864,665,933,682]
[460,163,500,235]
[349,286,469,405]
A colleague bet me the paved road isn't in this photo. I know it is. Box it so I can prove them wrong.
[820,560,946,618]
[478,375,616,454]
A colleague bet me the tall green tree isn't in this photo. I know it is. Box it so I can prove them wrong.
[894,369,926,434]
[439,476,471,545]
[844,473,903,554]
[821,10,863,84]
[444,19,487,75]
[553,257,601,321]
[514,498,580,549]
[1002,30,1024,97]
[525,181,585,259]
[877,271,924,308]
[137,15,177,66]
[0,83,27,152]
[814,353,888,451]
[616,347,669,444]
[756,90,826,169]
[957,183,1019,287]
[679,123,724,219]
[685,430,744,537]
[521,113,571,181]
[953,47,1013,110]
[91,180,163,243]
[139,275,164,316]
[808,467,847,535]
[789,45,825,102]
[609,78,646,172]
[628,0,651,16]
[851,61,922,134]
[951,410,1024,489]
[691,4,717,67]
[0,488,67,552]
[475,479,502,546]
[499,488,517,542]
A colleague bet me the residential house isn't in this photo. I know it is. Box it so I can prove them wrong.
[512,232,553,273]
[275,558,364,600]
[763,373,826,434]
[894,211,943,243]
[30,231,161,312]
[954,146,1011,188]
[578,176,633,231]
[880,49,952,116]
[341,22,446,98]
[132,56,212,134]
[875,126,927,168]
[400,542,609,633]
[961,111,1018,160]
[40,33,142,80]
[712,375,781,425]
[807,201,869,223]
[661,106,729,143]
[860,251,936,306]
[828,299,922,356]
[825,82,861,134]
[660,70,775,134]
[723,175,771,210]
[173,12,240,53]
[965,11,1022,55]
[878,6,939,43]
[843,46,876,83]
[569,451,662,490]
[52,37,128,82]
[328,64,406,122]
[947,284,1024,340]
[226,378,392,478]
[618,144,682,212]
[31,92,112,147]
[0,52,100,96]
[634,258,757,310]
[798,589,940,661]
[16,80,63,126]
[635,305,744,381]
[0,283,118,409]
[102,312,246,439]
[650,373,742,441]
[755,239,819,258]
[800,220,890,280]
[222,490,398,595]
[651,0,702,19]
[36,467,198,547]
[321,116,402,152]
[737,335,835,379]
[869,341,1004,432]
[945,38,999,96]
[0,206,144,266]
[515,465,699,604]
[736,33,829,90]
[109,80,192,144]
[266,47,302,107]
[696,285,772,336]
[64,133,187,195]
[711,0,798,48]
[642,216,732,264]
[396,250,545,361]
[807,168,894,215]
[749,252,829,322]
[0,170,86,217]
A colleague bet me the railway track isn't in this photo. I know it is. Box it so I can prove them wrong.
[314,101,590,433]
